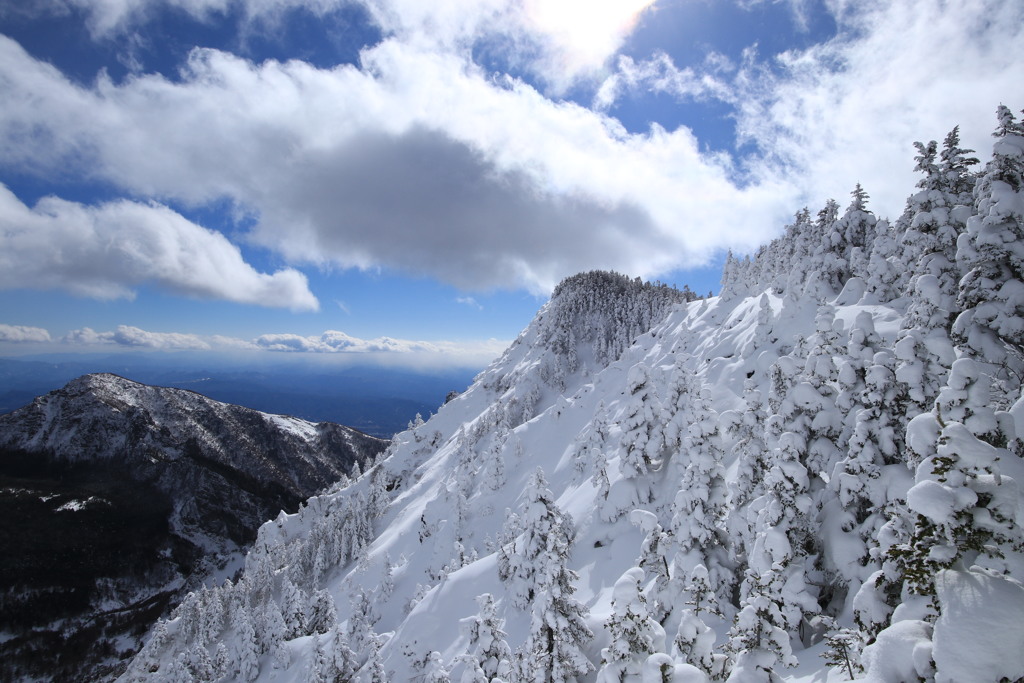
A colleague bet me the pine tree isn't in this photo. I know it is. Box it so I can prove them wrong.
[522,556,594,683]
[954,105,1024,377]
[670,378,727,583]
[619,363,664,487]
[725,574,798,683]
[460,593,513,683]
[281,576,307,638]
[630,509,672,624]
[597,568,665,683]
[363,632,388,683]
[262,599,290,670]
[331,624,359,682]
[726,379,770,548]
[893,358,1022,601]
[424,651,451,683]
[307,633,330,683]
[308,589,337,635]
[673,565,722,678]
[498,468,576,610]
[502,471,593,682]
[234,608,261,682]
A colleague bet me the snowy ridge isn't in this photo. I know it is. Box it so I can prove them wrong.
[122,107,1024,683]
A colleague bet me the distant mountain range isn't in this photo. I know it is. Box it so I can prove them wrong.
[0,373,388,681]
[0,356,479,437]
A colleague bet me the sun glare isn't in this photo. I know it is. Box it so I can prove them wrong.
[524,0,658,73]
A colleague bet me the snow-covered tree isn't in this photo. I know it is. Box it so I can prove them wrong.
[893,359,1022,601]
[503,470,593,682]
[725,576,798,683]
[954,105,1024,377]
[597,568,665,683]
[423,651,451,683]
[619,363,664,486]
[630,509,672,624]
[233,608,260,682]
[459,593,512,683]
[670,377,728,590]
[673,565,723,679]
[522,556,594,683]
[498,468,576,610]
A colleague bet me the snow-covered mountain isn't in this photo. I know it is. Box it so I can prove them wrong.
[0,373,386,682]
[122,106,1024,683]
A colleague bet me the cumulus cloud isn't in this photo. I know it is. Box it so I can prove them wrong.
[0,324,52,343]
[0,182,319,310]
[0,0,1020,297]
[0,36,787,294]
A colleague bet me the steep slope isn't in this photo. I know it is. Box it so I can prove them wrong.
[122,108,1024,683]
[0,373,387,682]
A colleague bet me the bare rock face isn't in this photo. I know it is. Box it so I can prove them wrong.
[0,373,387,681]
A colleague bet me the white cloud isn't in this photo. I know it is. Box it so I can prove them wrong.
[0,324,52,343]
[55,323,508,364]
[594,51,733,111]
[457,296,483,310]
[0,182,319,310]
[63,325,212,349]
[20,0,655,89]
[0,36,789,294]
[732,0,1024,219]
[0,0,1020,298]
[253,330,440,353]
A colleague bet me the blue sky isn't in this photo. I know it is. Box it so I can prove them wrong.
[0,0,1021,368]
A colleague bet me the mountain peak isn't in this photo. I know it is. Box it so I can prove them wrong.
[0,374,387,681]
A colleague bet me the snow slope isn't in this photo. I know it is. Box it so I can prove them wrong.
[121,108,1024,683]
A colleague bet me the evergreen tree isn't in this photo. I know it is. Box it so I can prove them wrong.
[460,593,513,683]
[307,633,331,683]
[234,608,261,682]
[505,471,593,682]
[673,565,723,678]
[363,632,388,683]
[597,568,665,683]
[954,105,1024,377]
[498,468,577,610]
[280,576,307,638]
[331,624,359,682]
[670,378,728,590]
[725,575,797,683]
[893,359,1022,601]
[619,363,664,491]
[522,555,594,683]
[630,509,672,624]
[308,589,337,635]
[424,651,451,683]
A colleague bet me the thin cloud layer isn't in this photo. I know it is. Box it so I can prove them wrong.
[21,0,654,88]
[734,0,1024,217]
[64,325,212,350]
[0,324,52,343]
[44,323,509,363]
[0,183,318,310]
